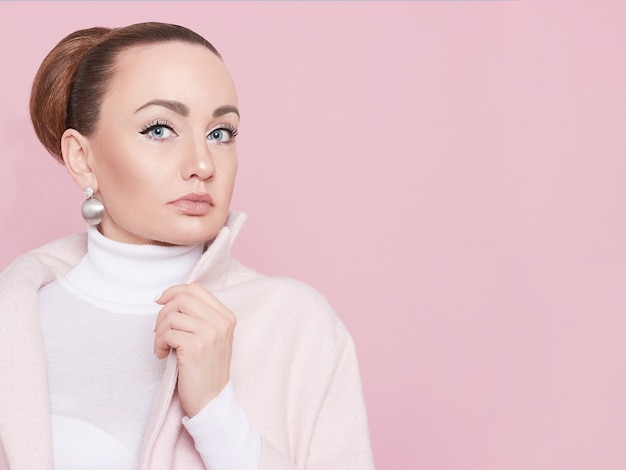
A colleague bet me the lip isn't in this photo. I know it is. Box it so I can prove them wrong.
[169,193,214,216]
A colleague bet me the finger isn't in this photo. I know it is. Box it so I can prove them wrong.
[154,309,203,337]
[154,309,234,353]
[153,297,232,337]
[155,283,209,304]
[155,289,236,325]
[154,294,198,331]
[154,328,192,359]
[156,283,232,318]
[154,315,234,360]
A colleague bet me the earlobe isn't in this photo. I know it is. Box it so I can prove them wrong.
[61,129,98,191]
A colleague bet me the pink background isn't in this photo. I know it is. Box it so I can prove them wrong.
[1,1,625,468]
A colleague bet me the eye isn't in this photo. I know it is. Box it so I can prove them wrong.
[148,126,173,139]
[207,126,238,143]
[140,121,176,141]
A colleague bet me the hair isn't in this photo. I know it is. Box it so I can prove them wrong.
[29,22,221,163]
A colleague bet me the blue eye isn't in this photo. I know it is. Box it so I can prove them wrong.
[208,126,238,143]
[140,121,176,140]
[149,126,173,139]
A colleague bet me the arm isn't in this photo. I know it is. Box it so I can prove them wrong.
[304,339,375,469]
[183,381,261,470]
[257,339,375,470]
[178,332,374,470]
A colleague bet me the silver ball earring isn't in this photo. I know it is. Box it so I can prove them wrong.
[81,186,104,225]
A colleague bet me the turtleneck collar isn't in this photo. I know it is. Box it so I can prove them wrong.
[63,226,204,307]
[44,211,247,308]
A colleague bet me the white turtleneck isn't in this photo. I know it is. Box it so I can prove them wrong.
[38,226,261,469]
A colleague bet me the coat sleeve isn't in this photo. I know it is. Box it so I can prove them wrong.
[258,338,375,470]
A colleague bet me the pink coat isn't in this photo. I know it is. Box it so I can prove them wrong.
[0,213,374,469]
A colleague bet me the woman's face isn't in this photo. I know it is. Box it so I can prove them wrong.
[85,41,239,246]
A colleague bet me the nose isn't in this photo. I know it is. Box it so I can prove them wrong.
[181,135,215,181]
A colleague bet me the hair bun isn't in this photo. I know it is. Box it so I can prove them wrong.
[29,27,111,162]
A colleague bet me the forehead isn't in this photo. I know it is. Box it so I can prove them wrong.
[104,41,237,110]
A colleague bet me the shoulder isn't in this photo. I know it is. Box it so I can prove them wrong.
[0,233,87,291]
[221,274,352,347]
[4,232,87,268]
[243,275,331,305]
[226,274,335,316]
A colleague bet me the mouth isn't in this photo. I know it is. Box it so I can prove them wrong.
[169,193,214,216]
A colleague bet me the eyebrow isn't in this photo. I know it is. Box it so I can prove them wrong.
[135,99,189,116]
[135,100,240,118]
[213,105,240,118]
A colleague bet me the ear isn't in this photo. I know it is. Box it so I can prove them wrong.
[60,129,99,192]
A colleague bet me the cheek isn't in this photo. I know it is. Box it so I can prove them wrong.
[98,158,138,197]
[221,159,238,194]
[224,153,238,179]
[95,148,163,202]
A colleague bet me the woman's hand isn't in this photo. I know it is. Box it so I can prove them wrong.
[153,283,236,417]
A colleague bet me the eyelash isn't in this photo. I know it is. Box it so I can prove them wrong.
[139,121,239,144]
[139,120,176,142]
[209,123,239,145]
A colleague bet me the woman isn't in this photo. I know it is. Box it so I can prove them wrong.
[0,22,373,469]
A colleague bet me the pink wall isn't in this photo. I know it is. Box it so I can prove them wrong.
[1,1,625,468]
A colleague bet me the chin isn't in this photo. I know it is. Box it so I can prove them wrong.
[162,217,225,246]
